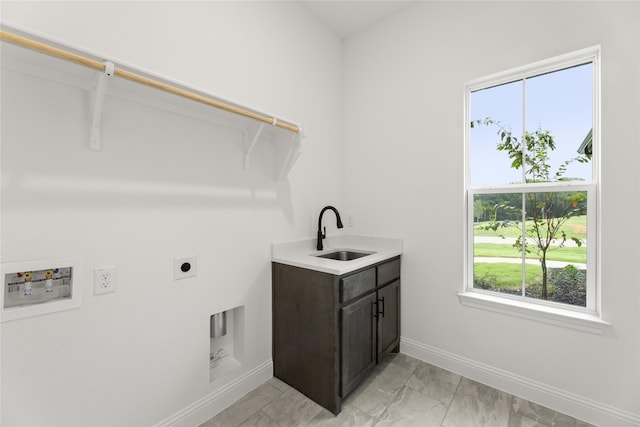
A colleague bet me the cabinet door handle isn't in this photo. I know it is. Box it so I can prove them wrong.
[371,301,378,319]
[378,297,385,318]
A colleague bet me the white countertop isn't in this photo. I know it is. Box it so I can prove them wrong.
[271,235,403,275]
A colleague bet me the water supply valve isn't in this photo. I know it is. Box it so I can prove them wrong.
[1,258,83,323]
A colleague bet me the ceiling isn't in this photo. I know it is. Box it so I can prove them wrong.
[301,1,420,39]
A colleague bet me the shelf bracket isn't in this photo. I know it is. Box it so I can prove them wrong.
[89,61,114,151]
[243,122,266,170]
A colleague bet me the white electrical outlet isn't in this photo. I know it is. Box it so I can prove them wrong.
[94,266,116,295]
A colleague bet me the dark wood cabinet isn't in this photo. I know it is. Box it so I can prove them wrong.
[341,291,377,398]
[272,256,401,415]
[377,279,400,357]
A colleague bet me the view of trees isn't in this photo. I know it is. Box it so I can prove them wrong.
[471,118,590,303]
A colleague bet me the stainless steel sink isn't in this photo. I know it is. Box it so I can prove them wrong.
[315,250,374,261]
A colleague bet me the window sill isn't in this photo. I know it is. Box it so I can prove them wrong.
[458,291,611,334]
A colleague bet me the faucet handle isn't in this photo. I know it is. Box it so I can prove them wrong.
[316,228,325,250]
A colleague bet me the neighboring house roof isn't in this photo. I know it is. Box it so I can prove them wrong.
[578,129,593,156]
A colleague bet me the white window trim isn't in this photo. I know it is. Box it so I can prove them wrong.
[461,46,610,333]
[457,291,611,334]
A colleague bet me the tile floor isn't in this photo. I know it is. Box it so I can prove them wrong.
[201,353,597,427]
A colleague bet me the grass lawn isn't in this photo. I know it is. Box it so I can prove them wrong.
[473,215,588,296]
[474,262,542,291]
[474,243,586,263]
[474,215,587,240]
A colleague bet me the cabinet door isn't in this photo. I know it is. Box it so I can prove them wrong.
[340,292,377,398]
[377,280,400,360]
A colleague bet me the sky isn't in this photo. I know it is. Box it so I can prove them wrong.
[469,62,593,187]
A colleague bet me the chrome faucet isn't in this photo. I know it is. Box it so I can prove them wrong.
[317,206,344,251]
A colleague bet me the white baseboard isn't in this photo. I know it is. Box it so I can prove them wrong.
[153,360,273,427]
[400,337,640,427]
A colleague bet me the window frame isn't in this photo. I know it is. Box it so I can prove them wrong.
[460,46,610,333]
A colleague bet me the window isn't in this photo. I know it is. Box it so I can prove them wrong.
[462,48,604,328]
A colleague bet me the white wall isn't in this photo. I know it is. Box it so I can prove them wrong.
[3,1,639,426]
[343,2,639,426]
[0,2,343,426]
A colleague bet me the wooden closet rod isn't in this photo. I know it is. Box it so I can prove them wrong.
[0,30,301,134]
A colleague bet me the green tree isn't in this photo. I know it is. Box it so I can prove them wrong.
[471,118,589,300]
